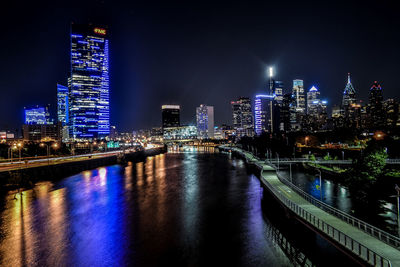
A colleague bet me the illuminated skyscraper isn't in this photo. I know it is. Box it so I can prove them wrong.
[342,73,356,107]
[69,24,110,140]
[196,104,214,139]
[254,95,279,135]
[57,84,69,125]
[292,79,305,114]
[368,81,384,129]
[161,105,180,128]
[231,97,254,138]
[307,86,320,115]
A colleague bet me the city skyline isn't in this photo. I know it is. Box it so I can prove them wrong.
[1,1,400,131]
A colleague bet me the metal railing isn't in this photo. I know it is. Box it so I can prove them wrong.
[272,170,400,251]
[257,166,392,267]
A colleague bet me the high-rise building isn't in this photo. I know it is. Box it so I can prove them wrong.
[24,105,51,125]
[384,99,399,129]
[368,81,384,129]
[254,95,279,135]
[69,24,110,140]
[307,86,320,115]
[231,97,254,138]
[342,73,356,107]
[161,105,180,128]
[341,73,358,128]
[274,81,284,104]
[196,104,214,139]
[292,79,306,114]
[57,84,69,125]
[280,93,294,132]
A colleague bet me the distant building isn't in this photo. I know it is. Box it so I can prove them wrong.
[214,125,235,140]
[163,126,197,140]
[383,98,399,129]
[280,93,294,132]
[368,81,384,129]
[24,105,52,125]
[341,73,359,128]
[231,97,254,138]
[342,73,356,107]
[22,123,62,142]
[254,95,279,135]
[307,86,320,115]
[292,79,306,114]
[162,105,180,129]
[273,81,284,104]
[110,126,118,139]
[196,104,214,139]
[57,84,69,125]
[69,24,110,140]
[332,105,344,129]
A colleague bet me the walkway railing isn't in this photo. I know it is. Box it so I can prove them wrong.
[257,165,392,267]
[272,169,400,251]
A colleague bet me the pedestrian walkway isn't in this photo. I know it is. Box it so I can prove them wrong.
[224,146,400,267]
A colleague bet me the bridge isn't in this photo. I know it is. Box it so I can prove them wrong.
[221,146,400,267]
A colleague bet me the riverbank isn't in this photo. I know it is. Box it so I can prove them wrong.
[0,147,167,191]
[219,145,400,267]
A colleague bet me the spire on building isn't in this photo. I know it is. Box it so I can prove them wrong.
[344,73,355,95]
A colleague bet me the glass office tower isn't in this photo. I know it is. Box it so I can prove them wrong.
[69,24,110,140]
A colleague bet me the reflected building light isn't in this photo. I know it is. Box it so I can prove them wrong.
[99,167,107,186]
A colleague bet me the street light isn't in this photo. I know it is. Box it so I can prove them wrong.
[395,184,400,237]
[17,143,22,162]
[317,169,322,201]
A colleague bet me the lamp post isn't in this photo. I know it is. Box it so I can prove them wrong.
[17,143,22,162]
[395,184,400,237]
[40,143,50,165]
[317,169,322,201]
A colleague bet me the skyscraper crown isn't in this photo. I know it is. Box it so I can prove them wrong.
[343,73,356,95]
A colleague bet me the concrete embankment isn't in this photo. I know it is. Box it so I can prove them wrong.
[0,147,166,190]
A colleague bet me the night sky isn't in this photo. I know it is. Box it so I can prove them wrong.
[1,1,399,132]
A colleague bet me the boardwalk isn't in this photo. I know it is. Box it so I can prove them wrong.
[223,146,400,267]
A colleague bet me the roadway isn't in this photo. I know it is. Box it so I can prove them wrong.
[0,149,139,173]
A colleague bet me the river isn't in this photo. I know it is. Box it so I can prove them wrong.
[0,149,355,266]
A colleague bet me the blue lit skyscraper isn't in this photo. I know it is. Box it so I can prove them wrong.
[57,84,69,125]
[196,104,214,139]
[69,24,110,140]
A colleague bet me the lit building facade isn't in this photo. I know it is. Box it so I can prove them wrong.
[384,99,399,129]
[292,79,306,114]
[231,97,254,138]
[196,104,214,139]
[342,73,356,108]
[162,105,180,129]
[368,81,384,129]
[57,84,69,125]
[307,86,320,115]
[69,24,110,140]
[24,106,51,125]
[254,95,279,135]
[163,126,197,140]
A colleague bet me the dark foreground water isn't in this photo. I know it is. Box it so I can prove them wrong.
[0,150,354,266]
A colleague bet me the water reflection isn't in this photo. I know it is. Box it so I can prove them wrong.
[0,152,351,266]
[280,166,352,213]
